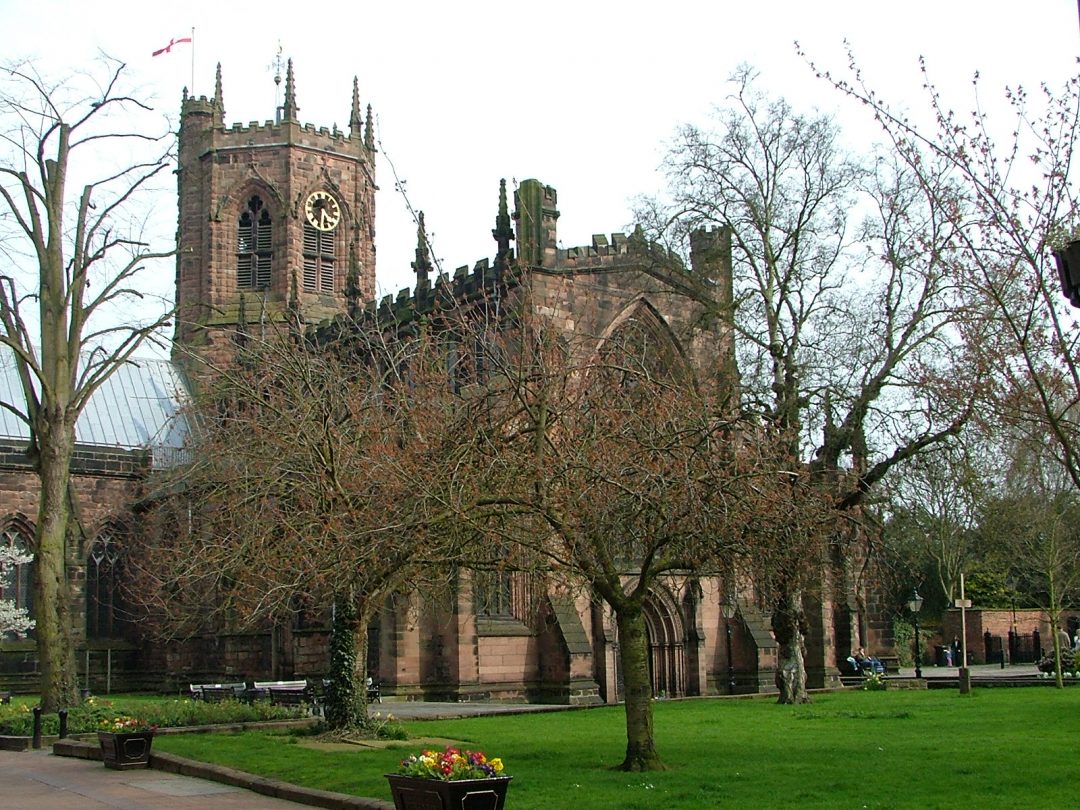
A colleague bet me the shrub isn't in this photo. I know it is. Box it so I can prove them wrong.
[861,672,887,691]
[368,711,408,740]
[1038,649,1077,675]
[0,696,306,736]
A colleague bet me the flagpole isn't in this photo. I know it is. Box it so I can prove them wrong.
[190,27,195,94]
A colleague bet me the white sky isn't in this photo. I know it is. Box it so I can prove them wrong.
[2,0,1079,317]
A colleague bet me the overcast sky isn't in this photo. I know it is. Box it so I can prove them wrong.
[2,0,1079,310]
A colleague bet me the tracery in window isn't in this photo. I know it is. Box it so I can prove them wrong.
[86,528,127,638]
[237,196,272,290]
[475,568,536,622]
[303,223,336,293]
[598,302,688,391]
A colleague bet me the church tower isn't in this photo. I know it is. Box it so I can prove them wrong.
[174,61,376,365]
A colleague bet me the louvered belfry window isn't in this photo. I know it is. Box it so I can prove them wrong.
[237,196,272,290]
[303,223,336,293]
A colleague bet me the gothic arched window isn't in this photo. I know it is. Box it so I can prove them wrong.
[303,223,336,293]
[0,520,33,623]
[237,196,272,290]
[86,527,127,638]
[598,303,688,390]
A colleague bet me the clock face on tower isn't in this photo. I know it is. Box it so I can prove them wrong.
[304,190,341,231]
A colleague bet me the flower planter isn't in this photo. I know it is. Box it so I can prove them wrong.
[98,731,154,769]
[385,774,512,810]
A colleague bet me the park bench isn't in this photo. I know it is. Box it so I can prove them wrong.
[250,679,319,713]
[839,655,887,686]
[190,682,246,702]
[878,655,900,674]
[308,678,381,707]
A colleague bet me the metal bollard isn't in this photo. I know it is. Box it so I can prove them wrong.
[31,706,41,749]
[58,709,68,739]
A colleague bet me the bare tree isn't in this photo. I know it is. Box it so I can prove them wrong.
[805,49,1080,495]
[881,437,988,605]
[451,311,795,771]
[130,325,472,730]
[638,67,970,702]
[980,440,1080,687]
[802,51,1080,689]
[0,57,173,709]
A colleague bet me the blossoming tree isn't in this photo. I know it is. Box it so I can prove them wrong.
[0,545,33,636]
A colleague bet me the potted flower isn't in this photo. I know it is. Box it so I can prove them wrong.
[98,715,158,769]
[386,746,511,810]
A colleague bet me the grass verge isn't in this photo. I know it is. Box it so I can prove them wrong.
[154,688,1076,809]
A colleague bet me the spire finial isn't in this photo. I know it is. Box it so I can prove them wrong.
[365,103,375,152]
[282,58,299,122]
[493,178,513,272]
[411,211,433,292]
[213,63,225,124]
[350,77,362,136]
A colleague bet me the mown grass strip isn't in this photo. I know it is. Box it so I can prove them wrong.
[154,689,1077,809]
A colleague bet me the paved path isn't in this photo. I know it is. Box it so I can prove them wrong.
[365,700,572,720]
[0,747,310,809]
[898,663,1042,680]
[0,702,559,810]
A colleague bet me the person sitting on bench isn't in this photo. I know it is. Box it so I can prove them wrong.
[851,647,885,675]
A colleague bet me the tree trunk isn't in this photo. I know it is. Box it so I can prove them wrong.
[772,589,810,705]
[615,607,666,772]
[324,597,369,730]
[34,427,79,712]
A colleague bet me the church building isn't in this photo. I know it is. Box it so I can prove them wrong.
[0,61,886,700]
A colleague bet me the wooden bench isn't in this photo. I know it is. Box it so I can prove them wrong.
[878,655,900,674]
[190,682,246,702]
[268,687,313,708]
[308,679,381,706]
[251,679,307,697]
[252,680,315,711]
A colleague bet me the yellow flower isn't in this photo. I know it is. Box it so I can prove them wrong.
[490,758,504,773]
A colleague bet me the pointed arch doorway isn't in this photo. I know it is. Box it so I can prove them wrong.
[643,589,687,699]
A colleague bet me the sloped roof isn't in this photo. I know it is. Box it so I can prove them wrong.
[0,350,189,469]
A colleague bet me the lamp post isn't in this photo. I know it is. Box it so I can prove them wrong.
[908,589,924,679]
[1005,575,1018,665]
[721,600,736,694]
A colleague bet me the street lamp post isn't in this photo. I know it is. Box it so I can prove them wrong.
[1006,576,1018,665]
[721,600,736,694]
[908,589,924,679]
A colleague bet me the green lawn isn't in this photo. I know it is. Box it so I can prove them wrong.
[154,689,1074,809]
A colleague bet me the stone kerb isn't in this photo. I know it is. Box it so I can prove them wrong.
[53,731,392,810]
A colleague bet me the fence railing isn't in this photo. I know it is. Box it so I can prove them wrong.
[1005,630,1041,664]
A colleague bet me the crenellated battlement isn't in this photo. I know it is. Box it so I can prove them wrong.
[314,193,713,341]
[362,257,513,328]
[181,111,365,154]
[557,231,687,274]
[179,60,373,158]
